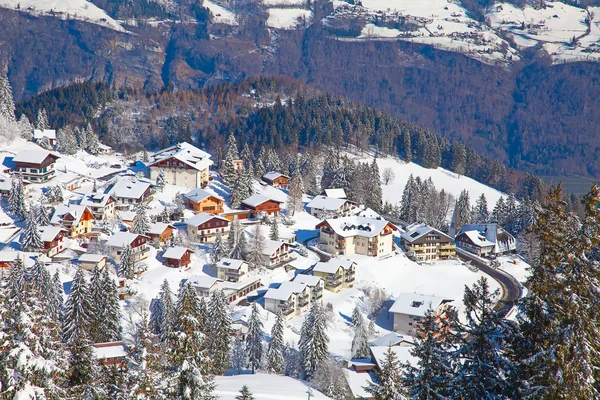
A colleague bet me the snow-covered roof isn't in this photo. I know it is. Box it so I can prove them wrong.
[221,276,261,291]
[163,246,191,260]
[78,254,106,263]
[318,216,394,238]
[147,222,175,236]
[291,274,322,287]
[0,173,11,192]
[106,232,145,248]
[185,212,229,227]
[37,226,65,242]
[79,190,114,208]
[401,223,453,243]
[262,171,289,181]
[265,281,307,301]
[12,145,58,164]
[457,223,517,254]
[242,194,282,208]
[98,143,112,150]
[109,177,151,200]
[321,188,346,199]
[369,332,414,347]
[389,293,453,317]
[216,258,247,271]
[312,258,355,274]
[33,129,57,140]
[50,204,90,226]
[119,211,136,221]
[354,207,382,219]
[92,342,127,360]
[306,196,352,212]
[261,239,286,257]
[149,142,213,172]
[0,251,36,267]
[344,368,376,399]
[214,373,332,400]
[370,345,418,371]
[183,188,222,203]
[187,275,220,290]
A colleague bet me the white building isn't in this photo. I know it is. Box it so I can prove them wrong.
[264,281,312,320]
[320,188,346,199]
[12,145,59,183]
[109,176,152,206]
[455,223,517,257]
[105,232,150,263]
[216,258,249,282]
[291,274,324,304]
[79,191,117,220]
[262,239,294,268]
[33,129,56,146]
[306,195,356,219]
[389,293,453,336]
[148,142,213,189]
[185,212,230,243]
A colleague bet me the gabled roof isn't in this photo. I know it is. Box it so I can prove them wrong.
[242,194,283,208]
[147,222,176,236]
[389,293,453,317]
[306,196,352,212]
[262,239,286,256]
[457,223,517,254]
[106,232,147,248]
[0,173,11,192]
[109,177,151,200]
[92,342,127,360]
[369,332,414,347]
[119,211,136,222]
[37,226,66,243]
[187,275,220,289]
[79,190,115,208]
[185,212,229,227]
[216,258,247,270]
[316,216,395,239]
[163,246,192,260]
[370,345,418,371]
[13,144,59,164]
[262,171,290,181]
[265,281,307,301]
[183,188,223,204]
[149,142,213,172]
[292,274,323,287]
[33,129,56,140]
[312,258,355,274]
[401,223,454,243]
[50,204,92,226]
[321,188,346,199]
[78,254,107,263]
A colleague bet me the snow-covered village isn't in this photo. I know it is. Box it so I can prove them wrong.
[0,62,598,399]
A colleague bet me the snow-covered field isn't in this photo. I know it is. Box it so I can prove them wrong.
[266,7,312,29]
[0,0,126,32]
[204,0,237,25]
[214,373,332,399]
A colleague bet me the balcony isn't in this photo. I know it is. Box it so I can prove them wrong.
[345,274,355,283]
[313,291,323,299]
[327,275,342,284]
[439,244,456,250]
[298,299,309,308]
[225,270,245,278]
[327,281,342,288]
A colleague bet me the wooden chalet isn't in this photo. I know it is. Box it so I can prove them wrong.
[163,246,194,269]
[12,145,59,183]
[261,172,290,189]
[241,194,283,216]
[183,188,225,214]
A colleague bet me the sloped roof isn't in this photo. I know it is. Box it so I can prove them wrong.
[369,332,414,347]
[0,173,11,192]
[262,171,289,181]
[370,345,418,371]
[291,274,322,287]
[79,190,114,208]
[185,212,229,227]
[216,258,247,270]
[313,260,343,274]
[33,129,56,140]
[187,275,220,289]
[265,281,307,301]
[149,142,213,171]
[163,246,191,260]
[92,342,127,360]
[317,216,394,238]
[37,226,65,242]
[106,232,145,248]
[242,194,283,208]
[184,188,222,203]
[110,177,151,200]
[306,196,352,212]
[147,222,175,236]
[321,188,346,199]
[262,239,286,256]
[13,144,58,164]
[389,293,453,316]
[50,204,91,226]
[78,254,106,263]
[401,223,453,243]
[119,211,136,222]
[457,223,516,254]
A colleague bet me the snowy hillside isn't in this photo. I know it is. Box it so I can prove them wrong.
[214,374,332,399]
[0,0,126,32]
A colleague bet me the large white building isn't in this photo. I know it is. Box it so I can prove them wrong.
[389,293,453,336]
[148,142,213,189]
[316,216,397,257]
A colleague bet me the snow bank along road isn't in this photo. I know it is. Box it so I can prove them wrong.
[456,248,523,318]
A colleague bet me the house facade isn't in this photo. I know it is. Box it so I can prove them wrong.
[148,142,213,189]
[401,224,456,262]
[78,254,107,271]
[291,275,325,304]
[106,232,150,263]
[306,196,356,219]
[50,205,95,238]
[147,222,176,245]
[33,129,57,146]
[79,191,117,220]
[312,259,356,293]
[183,188,224,214]
[456,223,517,258]
[38,226,67,257]
[316,216,397,257]
[241,194,283,216]
[185,213,230,243]
[216,258,249,282]
[389,293,454,336]
[163,246,193,269]
[12,146,59,183]
[262,239,294,269]
[265,281,312,320]
[109,176,152,206]
[261,172,290,189]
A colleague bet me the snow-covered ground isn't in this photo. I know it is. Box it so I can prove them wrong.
[0,0,126,32]
[204,0,237,25]
[214,373,332,399]
[266,8,312,29]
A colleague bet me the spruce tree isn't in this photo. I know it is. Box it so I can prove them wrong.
[266,310,285,374]
[491,197,506,224]
[9,175,26,218]
[207,290,232,375]
[365,158,383,212]
[211,233,228,264]
[85,123,100,155]
[156,170,166,192]
[287,163,304,216]
[0,73,16,123]
[37,202,51,226]
[99,267,122,342]
[56,126,78,155]
[222,133,239,185]
[133,202,150,234]
[235,385,255,400]
[67,335,98,388]
[270,214,280,241]
[241,143,253,171]
[456,189,471,230]
[128,309,163,399]
[119,245,135,279]
[22,208,43,251]
[157,279,175,340]
[62,268,93,344]
[36,108,49,130]
[351,312,370,359]
[247,224,266,270]
[473,193,489,224]
[299,302,329,378]
[366,347,404,400]
[246,302,264,373]
[451,141,466,176]
[228,220,247,260]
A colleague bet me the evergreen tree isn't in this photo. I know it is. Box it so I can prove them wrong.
[227,219,247,259]
[36,108,49,130]
[451,141,466,176]
[270,214,280,241]
[351,311,370,359]
[365,158,383,212]
[50,270,64,321]
[491,197,506,225]
[266,310,284,374]
[85,123,100,155]
[456,189,471,230]
[299,302,329,378]
[67,335,98,389]
[402,308,455,399]
[310,357,353,400]
[222,133,239,185]
[21,207,43,251]
[235,385,255,400]
[207,290,232,375]
[0,73,16,123]
[211,232,229,264]
[56,126,78,155]
[37,202,51,226]
[230,338,247,375]
[62,268,93,344]
[119,244,136,280]
[133,202,151,234]
[156,170,166,192]
[366,347,404,400]
[158,279,175,340]
[473,193,489,224]
[266,148,281,173]
[174,192,186,216]
[403,129,412,163]
[128,309,163,399]
[399,174,418,223]
[246,302,264,373]
[98,268,121,342]
[247,224,266,270]
[241,143,253,171]
[8,175,26,218]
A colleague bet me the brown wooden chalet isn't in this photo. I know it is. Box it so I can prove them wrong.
[163,246,194,269]
[261,172,291,189]
[12,146,59,183]
[183,188,225,214]
[184,213,230,243]
[241,194,283,216]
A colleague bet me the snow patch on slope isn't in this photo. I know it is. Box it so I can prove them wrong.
[204,0,237,25]
[0,0,126,32]
[267,7,312,29]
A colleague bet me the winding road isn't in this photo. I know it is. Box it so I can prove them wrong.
[456,247,523,318]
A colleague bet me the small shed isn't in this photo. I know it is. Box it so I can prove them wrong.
[78,254,107,271]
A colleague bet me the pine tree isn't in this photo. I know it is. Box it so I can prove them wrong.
[8,175,26,218]
[247,224,266,270]
[174,192,186,216]
[366,347,404,400]
[207,290,232,375]
[119,244,136,279]
[310,357,352,400]
[157,279,175,340]
[365,158,383,212]
[270,214,280,240]
[287,163,304,216]
[67,335,98,388]
[56,126,78,155]
[451,141,466,176]
[491,197,506,224]
[235,385,255,400]
[456,190,471,230]
[399,174,418,223]
[473,193,489,224]
[85,123,100,155]
[402,308,455,399]
[22,207,43,251]
[351,312,370,359]
[299,302,329,378]
[62,268,93,344]
[133,202,151,234]
[99,267,121,342]
[228,220,247,259]
[241,143,253,171]
[50,270,64,320]
[36,108,49,130]
[222,133,239,185]
[230,337,247,375]
[128,308,163,399]
[246,302,264,373]
[37,202,51,226]
[403,129,412,163]
[0,73,16,123]
[266,310,285,374]
[211,233,228,264]
[156,170,166,192]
